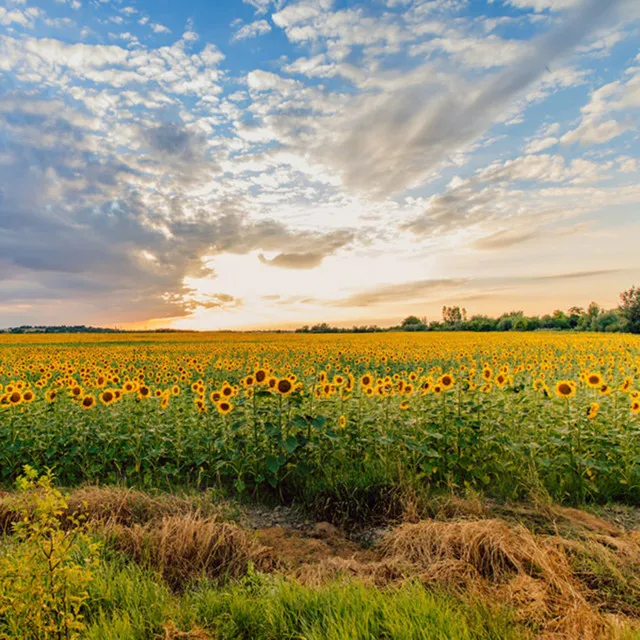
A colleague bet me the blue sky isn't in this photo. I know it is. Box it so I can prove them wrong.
[0,0,638,329]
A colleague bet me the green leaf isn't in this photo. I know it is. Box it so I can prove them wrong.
[265,455,282,474]
[311,415,327,430]
[283,435,299,454]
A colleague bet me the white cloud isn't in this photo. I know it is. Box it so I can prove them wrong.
[0,6,36,27]
[242,0,279,16]
[561,65,640,146]
[524,136,558,153]
[150,23,171,34]
[231,19,272,42]
[505,0,581,11]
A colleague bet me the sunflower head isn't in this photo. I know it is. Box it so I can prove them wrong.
[439,374,454,390]
[276,378,293,396]
[100,389,115,405]
[555,380,576,399]
[586,402,600,420]
[586,372,603,389]
[217,401,232,415]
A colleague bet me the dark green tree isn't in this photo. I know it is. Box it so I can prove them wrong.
[619,286,640,333]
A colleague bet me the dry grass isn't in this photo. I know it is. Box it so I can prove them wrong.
[292,511,640,639]
[378,519,606,638]
[0,485,222,533]
[105,512,264,590]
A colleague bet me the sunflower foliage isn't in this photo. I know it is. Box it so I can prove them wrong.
[0,466,100,640]
[0,333,639,505]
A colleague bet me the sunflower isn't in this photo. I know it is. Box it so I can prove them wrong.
[276,378,293,396]
[585,402,600,420]
[555,380,576,399]
[433,384,443,395]
[533,379,546,393]
[210,391,222,403]
[585,372,603,389]
[8,391,22,406]
[599,384,612,396]
[482,367,493,381]
[495,373,507,388]
[338,415,346,428]
[255,369,267,384]
[399,400,410,410]
[100,389,115,405]
[81,395,96,410]
[172,385,181,396]
[45,389,58,403]
[22,390,35,403]
[138,385,151,399]
[631,401,640,414]
[620,377,633,393]
[217,401,232,415]
[70,385,83,399]
[160,394,170,410]
[439,374,454,390]
[360,373,372,388]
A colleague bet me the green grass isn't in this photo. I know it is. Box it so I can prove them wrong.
[83,557,526,640]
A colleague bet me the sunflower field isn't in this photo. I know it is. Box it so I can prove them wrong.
[1,332,639,507]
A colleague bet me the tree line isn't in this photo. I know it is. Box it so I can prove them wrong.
[296,286,640,335]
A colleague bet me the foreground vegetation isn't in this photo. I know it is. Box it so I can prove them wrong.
[0,475,638,640]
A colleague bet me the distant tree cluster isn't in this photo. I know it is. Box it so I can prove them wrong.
[0,325,122,334]
[0,325,193,334]
[295,286,640,335]
[295,323,384,334]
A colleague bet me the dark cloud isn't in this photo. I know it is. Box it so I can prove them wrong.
[472,229,541,250]
[0,93,355,326]
[256,229,354,269]
[142,123,210,165]
[259,252,325,269]
[535,269,622,281]
[333,278,467,308]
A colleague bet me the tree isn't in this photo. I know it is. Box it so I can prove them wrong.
[401,315,423,328]
[442,306,466,326]
[594,309,623,333]
[619,286,640,333]
[567,306,585,329]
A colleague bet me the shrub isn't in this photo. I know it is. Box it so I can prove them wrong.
[0,466,101,640]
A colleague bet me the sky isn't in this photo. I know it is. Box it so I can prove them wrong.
[0,0,638,330]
